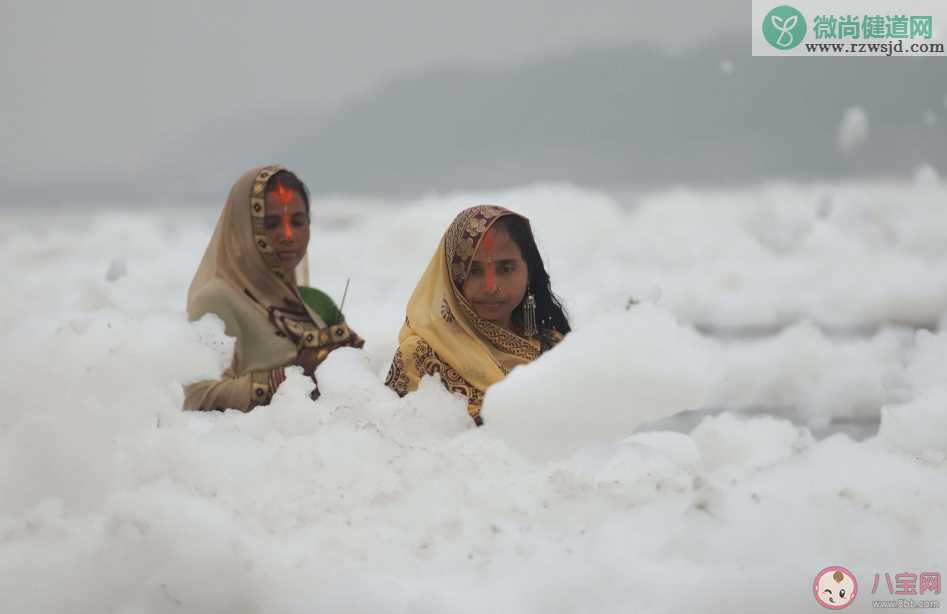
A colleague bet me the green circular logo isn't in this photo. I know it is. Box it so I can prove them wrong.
[762,5,807,50]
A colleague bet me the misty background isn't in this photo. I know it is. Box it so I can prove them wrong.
[3,0,945,205]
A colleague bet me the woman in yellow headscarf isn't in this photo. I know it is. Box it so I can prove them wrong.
[385,205,570,424]
[184,165,363,412]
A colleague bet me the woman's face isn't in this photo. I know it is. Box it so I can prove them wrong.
[263,185,310,276]
[461,226,529,330]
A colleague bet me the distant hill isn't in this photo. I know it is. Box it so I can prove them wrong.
[277,39,945,195]
[10,35,947,203]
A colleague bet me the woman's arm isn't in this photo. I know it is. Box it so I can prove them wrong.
[185,285,288,412]
[183,366,285,412]
[384,335,484,424]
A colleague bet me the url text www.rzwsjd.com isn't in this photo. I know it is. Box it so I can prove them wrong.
[805,40,945,54]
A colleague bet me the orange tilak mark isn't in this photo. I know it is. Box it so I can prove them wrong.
[482,228,496,291]
[282,204,293,240]
[273,180,295,204]
[273,180,296,240]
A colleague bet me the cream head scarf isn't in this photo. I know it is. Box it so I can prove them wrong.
[184,165,359,411]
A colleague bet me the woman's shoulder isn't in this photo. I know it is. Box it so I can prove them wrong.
[190,278,245,312]
[539,328,567,353]
[188,278,248,332]
[298,286,344,326]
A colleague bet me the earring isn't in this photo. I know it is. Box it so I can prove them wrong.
[523,286,538,337]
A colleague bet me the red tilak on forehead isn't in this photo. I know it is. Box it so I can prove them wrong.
[282,205,293,240]
[482,228,495,252]
[272,180,296,240]
[273,180,296,205]
[482,228,496,290]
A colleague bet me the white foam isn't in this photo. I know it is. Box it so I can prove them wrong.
[1,181,945,611]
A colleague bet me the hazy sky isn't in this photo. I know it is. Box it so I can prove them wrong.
[1,0,743,183]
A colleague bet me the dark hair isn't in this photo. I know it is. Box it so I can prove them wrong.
[264,169,310,216]
[492,215,571,340]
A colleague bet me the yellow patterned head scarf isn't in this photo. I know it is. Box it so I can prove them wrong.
[385,205,542,420]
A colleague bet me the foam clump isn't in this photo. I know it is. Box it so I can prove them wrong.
[483,304,714,460]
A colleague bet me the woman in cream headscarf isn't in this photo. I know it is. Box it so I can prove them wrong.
[385,205,570,424]
[184,165,363,412]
